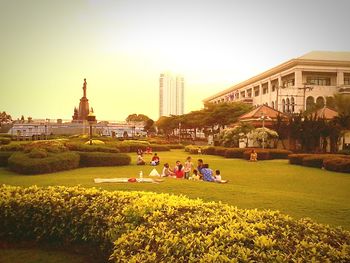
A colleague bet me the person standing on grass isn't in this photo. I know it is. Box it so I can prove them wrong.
[184,156,193,179]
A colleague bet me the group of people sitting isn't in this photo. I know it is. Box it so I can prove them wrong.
[137,151,160,166]
[161,157,226,183]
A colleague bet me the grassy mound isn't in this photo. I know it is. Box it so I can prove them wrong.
[0,185,349,262]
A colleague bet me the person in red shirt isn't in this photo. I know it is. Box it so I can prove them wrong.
[151,153,160,166]
[174,161,184,178]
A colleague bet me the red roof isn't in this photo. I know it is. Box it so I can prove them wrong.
[313,106,338,120]
[239,105,287,121]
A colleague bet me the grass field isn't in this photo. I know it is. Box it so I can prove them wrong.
[1,150,349,229]
[1,149,350,262]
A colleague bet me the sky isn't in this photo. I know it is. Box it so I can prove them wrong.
[0,0,349,121]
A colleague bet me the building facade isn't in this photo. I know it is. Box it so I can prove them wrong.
[204,51,350,113]
[159,72,184,117]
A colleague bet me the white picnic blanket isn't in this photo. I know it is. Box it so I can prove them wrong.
[94,178,161,183]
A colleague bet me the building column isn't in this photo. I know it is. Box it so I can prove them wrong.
[295,69,303,88]
[277,76,282,111]
[268,79,272,107]
[337,71,344,86]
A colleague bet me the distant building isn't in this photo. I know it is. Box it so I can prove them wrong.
[204,51,350,113]
[159,72,184,117]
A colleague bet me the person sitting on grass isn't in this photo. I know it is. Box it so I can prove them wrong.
[250,149,258,162]
[136,153,145,165]
[175,164,184,178]
[161,163,175,177]
[145,146,152,154]
[191,169,201,180]
[197,159,204,175]
[150,153,160,166]
[201,163,214,182]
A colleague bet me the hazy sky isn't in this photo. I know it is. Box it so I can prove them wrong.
[1,0,349,121]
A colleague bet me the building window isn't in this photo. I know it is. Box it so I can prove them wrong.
[240,91,245,98]
[247,89,252,98]
[291,97,295,112]
[271,101,275,109]
[284,79,295,87]
[254,87,259,97]
[282,99,286,112]
[316,96,325,107]
[272,85,276,92]
[306,77,331,86]
[286,98,290,113]
[306,96,315,111]
[262,86,268,94]
[345,77,350,85]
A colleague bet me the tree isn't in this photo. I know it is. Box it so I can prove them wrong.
[250,127,278,148]
[144,119,155,134]
[218,122,255,147]
[126,114,150,123]
[0,111,12,124]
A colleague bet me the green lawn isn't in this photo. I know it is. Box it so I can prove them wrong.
[1,149,350,262]
[1,150,349,229]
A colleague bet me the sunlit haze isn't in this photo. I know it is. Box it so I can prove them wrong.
[1,0,349,121]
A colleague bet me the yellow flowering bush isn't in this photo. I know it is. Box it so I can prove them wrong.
[0,185,349,262]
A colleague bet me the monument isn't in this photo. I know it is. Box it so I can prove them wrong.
[72,78,94,123]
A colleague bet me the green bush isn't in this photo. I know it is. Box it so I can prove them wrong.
[24,140,68,153]
[201,146,216,155]
[338,149,350,155]
[214,146,228,156]
[243,149,270,160]
[164,144,184,149]
[0,143,25,152]
[324,158,350,173]
[288,154,312,165]
[78,152,131,167]
[269,149,293,159]
[28,148,48,158]
[147,145,170,152]
[224,148,246,158]
[8,152,80,175]
[0,137,11,145]
[0,185,349,263]
[65,142,120,153]
[0,152,14,167]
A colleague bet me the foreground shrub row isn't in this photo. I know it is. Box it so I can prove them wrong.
[78,152,131,167]
[0,185,349,262]
[185,145,292,160]
[289,154,350,173]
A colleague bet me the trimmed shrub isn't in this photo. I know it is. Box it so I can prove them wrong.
[224,148,246,158]
[78,152,131,167]
[147,145,170,152]
[201,146,216,155]
[214,147,228,157]
[0,152,14,167]
[324,157,350,173]
[0,185,349,263]
[0,143,25,152]
[288,154,312,165]
[28,148,48,158]
[338,149,350,155]
[24,140,68,153]
[164,144,184,149]
[0,137,11,145]
[65,142,120,153]
[243,149,270,160]
[302,155,325,168]
[269,149,293,159]
[8,152,80,175]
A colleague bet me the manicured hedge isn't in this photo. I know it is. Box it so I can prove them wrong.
[269,149,293,159]
[78,152,131,167]
[324,158,350,173]
[0,137,11,145]
[28,148,48,158]
[243,149,271,160]
[224,148,245,158]
[163,144,184,149]
[65,142,120,153]
[0,152,14,167]
[8,152,80,174]
[0,185,349,263]
[24,140,68,153]
[0,143,25,152]
[288,154,312,165]
[214,146,228,157]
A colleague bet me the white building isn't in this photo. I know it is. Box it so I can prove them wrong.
[204,51,350,113]
[159,72,184,117]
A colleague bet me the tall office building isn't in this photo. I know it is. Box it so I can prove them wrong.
[159,72,184,117]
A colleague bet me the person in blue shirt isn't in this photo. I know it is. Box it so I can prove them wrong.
[201,163,215,182]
